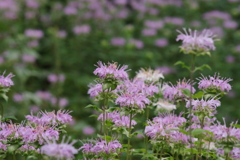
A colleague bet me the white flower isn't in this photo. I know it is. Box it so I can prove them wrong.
[135,68,164,82]
[154,99,176,111]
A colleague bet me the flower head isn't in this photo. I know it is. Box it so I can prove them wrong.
[163,79,195,102]
[135,68,164,83]
[93,61,129,80]
[154,99,176,112]
[197,73,232,93]
[176,28,218,55]
[0,72,14,87]
[41,136,78,159]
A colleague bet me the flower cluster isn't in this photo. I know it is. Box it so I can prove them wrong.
[25,110,73,126]
[93,61,129,80]
[80,140,122,159]
[197,73,232,93]
[145,113,188,144]
[176,28,218,55]
[135,68,164,83]
[186,98,221,116]
[0,72,14,87]
[163,79,195,102]
[41,137,78,159]
[98,111,137,128]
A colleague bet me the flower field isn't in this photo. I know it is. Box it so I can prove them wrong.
[0,0,240,159]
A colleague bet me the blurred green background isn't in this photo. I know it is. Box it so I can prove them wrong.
[0,0,240,157]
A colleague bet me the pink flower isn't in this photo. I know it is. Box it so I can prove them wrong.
[111,37,125,46]
[142,28,157,36]
[93,61,129,80]
[41,137,78,159]
[176,28,218,54]
[197,73,232,92]
[22,54,36,63]
[163,79,195,101]
[0,71,14,87]
[83,126,95,135]
[155,38,168,47]
[73,25,90,35]
[25,29,44,39]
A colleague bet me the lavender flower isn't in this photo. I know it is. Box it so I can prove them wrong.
[197,73,232,93]
[41,137,78,159]
[80,139,122,159]
[93,61,129,80]
[163,79,195,102]
[176,28,218,55]
[98,111,137,128]
[26,110,72,126]
[186,98,221,116]
[0,72,14,87]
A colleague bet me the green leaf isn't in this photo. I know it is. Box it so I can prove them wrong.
[194,64,211,72]
[181,89,191,97]
[3,116,18,121]
[85,104,102,112]
[232,124,240,128]
[0,93,8,102]
[191,129,213,137]
[174,61,190,71]
[192,91,204,99]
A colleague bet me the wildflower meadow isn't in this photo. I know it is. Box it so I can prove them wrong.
[0,0,240,160]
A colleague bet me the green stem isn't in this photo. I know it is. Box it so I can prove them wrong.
[0,103,3,122]
[189,55,196,160]
[13,153,16,160]
[145,106,149,154]
[127,112,133,160]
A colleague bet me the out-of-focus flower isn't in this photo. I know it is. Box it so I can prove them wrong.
[22,54,36,63]
[155,38,168,47]
[111,37,125,46]
[225,55,235,63]
[224,20,238,29]
[59,98,68,108]
[27,40,39,48]
[13,93,24,102]
[156,66,176,75]
[41,137,78,159]
[73,25,90,35]
[144,20,164,29]
[129,39,144,49]
[142,28,157,36]
[25,29,44,39]
[26,0,39,8]
[83,126,95,135]
[57,30,67,38]
[154,99,176,112]
[176,28,218,55]
[135,68,164,82]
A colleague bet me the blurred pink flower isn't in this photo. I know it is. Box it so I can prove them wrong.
[27,40,39,48]
[48,74,58,83]
[57,30,67,38]
[225,55,235,63]
[235,45,240,52]
[142,28,157,36]
[224,20,238,29]
[226,91,236,98]
[111,37,125,46]
[59,98,68,108]
[164,17,184,25]
[0,56,4,64]
[129,39,144,49]
[144,20,164,29]
[13,93,24,102]
[36,91,52,100]
[155,38,168,47]
[25,11,36,19]
[82,126,95,135]
[25,29,44,39]
[30,105,40,113]
[64,6,77,15]
[115,0,127,5]
[26,0,39,8]
[73,25,91,35]
[156,66,176,75]
[22,54,36,63]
